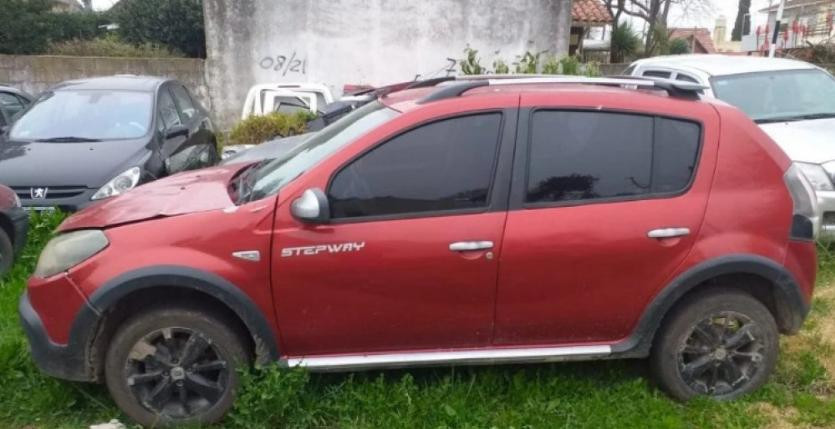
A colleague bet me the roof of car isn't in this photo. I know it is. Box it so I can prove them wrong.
[631,54,817,76]
[51,75,169,92]
[0,85,32,100]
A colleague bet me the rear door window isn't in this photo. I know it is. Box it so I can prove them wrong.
[0,92,26,119]
[643,70,672,79]
[526,110,700,205]
[158,89,182,129]
[170,85,197,121]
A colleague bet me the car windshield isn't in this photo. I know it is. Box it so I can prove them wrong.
[10,90,153,141]
[246,100,399,201]
[711,69,835,123]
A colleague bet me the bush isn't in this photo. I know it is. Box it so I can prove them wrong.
[611,22,641,63]
[47,35,183,58]
[0,0,106,54]
[227,112,312,146]
[669,38,691,55]
[110,0,206,58]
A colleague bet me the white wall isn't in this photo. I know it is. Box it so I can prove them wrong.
[203,0,572,129]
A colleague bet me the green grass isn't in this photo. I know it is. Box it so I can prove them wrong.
[1,212,834,428]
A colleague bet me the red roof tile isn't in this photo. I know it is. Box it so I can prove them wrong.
[669,28,717,54]
[572,0,613,24]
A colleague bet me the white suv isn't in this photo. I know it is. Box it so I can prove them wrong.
[628,54,835,238]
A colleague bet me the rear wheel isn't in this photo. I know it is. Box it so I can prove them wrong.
[0,227,13,276]
[650,290,778,401]
[104,306,249,427]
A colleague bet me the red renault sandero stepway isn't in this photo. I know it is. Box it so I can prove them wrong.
[21,76,818,427]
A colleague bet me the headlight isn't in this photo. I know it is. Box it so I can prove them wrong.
[91,167,141,200]
[34,230,109,278]
[796,162,834,192]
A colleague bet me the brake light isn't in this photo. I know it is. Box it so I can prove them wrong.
[784,163,820,240]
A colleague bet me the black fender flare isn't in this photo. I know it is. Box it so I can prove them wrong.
[72,265,280,371]
[612,254,810,357]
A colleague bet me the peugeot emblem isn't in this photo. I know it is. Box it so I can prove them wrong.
[30,187,48,200]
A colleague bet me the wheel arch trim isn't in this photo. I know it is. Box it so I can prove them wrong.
[612,253,810,357]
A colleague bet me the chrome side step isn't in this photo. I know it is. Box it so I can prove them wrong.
[284,345,611,371]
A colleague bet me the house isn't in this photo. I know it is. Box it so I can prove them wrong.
[742,0,834,52]
[570,0,613,57]
[668,28,717,54]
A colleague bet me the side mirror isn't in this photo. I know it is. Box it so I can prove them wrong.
[290,188,330,223]
[165,124,189,139]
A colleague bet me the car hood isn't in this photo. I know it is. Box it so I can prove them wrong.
[0,138,150,188]
[759,117,835,164]
[59,164,248,232]
[221,133,310,166]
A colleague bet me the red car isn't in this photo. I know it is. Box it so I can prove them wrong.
[21,77,817,427]
[0,184,27,275]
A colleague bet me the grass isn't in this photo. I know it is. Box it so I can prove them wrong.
[0,212,834,428]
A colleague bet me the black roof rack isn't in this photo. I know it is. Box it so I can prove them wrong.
[415,74,707,104]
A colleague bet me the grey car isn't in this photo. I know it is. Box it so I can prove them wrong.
[0,85,32,130]
[0,75,219,211]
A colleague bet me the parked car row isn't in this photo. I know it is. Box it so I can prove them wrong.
[0,55,832,427]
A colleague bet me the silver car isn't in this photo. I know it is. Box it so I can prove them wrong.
[628,54,835,239]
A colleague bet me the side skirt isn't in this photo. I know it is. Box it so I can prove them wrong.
[283,345,612,372]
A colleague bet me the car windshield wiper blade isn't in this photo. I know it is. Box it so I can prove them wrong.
[35,136,102,142]
[755,112,835,124]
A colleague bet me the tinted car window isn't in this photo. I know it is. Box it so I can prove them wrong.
[158,89,182,129]
[527,111,700,204]
[643,70,672,79]
[329,113,502,219]
[652,118,700,193]
[527,111,652,203]
[676,74,699,83]
[0,92,26,118]
[170,85,196,120]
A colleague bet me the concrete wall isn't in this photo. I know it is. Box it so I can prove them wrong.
[204,0,573,129]
[0,55,211,112]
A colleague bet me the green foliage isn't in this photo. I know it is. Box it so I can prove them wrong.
[559,55,581,75]
[227,112,312,146]
[48,34,183,58]
[0,0,105,54]
[513,50,544,74]
[669,38,691,55]
[492,58,510,74]
[110,0,205,58]
[459,46,487,75]
[611,22,641,63]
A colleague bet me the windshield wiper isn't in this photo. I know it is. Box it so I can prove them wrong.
[35,136,102,142]
[756,113,835,124]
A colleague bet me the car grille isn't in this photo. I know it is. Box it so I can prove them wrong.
[12,186,88,200]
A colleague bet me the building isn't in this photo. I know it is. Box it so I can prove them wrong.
[570,0,613,57]
[668,28,717,54]
[203,0,574,130]
[742,0,835,52]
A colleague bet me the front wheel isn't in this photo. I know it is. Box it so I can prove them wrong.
[650,290,779,401]
[104,306,249,427]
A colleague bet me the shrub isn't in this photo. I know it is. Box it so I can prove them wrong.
[47,35,183,58]
[0,0,107,54]
[611,22,641,63]
[669,38,691,55]
[459,46,487,75]
[110,0,205,58]
[227,112,312,146]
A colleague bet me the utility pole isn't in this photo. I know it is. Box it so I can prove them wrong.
[769,0,786,57]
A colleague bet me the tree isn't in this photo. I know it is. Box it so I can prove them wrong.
[0,0,104,54]
[611,22,641,62]
[669,37,691,54]
[611,0,714,57]
[731,0,751,41]
[111,0,205,58]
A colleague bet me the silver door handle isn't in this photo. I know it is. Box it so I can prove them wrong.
[449,241,494,252]
[647,228,691,239]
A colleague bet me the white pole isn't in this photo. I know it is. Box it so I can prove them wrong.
[769,0,786,57]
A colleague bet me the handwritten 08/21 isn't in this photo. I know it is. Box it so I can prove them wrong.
[259,52,307,76]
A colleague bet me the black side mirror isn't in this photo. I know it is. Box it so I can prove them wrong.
[165,124,189,139]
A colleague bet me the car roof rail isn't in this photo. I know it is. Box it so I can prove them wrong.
[407,76,456,89]
[415,74,707,104]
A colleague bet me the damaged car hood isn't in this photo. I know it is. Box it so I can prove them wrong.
[59,164,249,231]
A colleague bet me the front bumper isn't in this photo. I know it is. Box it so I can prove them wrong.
[18,292,93,382]
[18,188,98,213]
[7,206,29,256]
